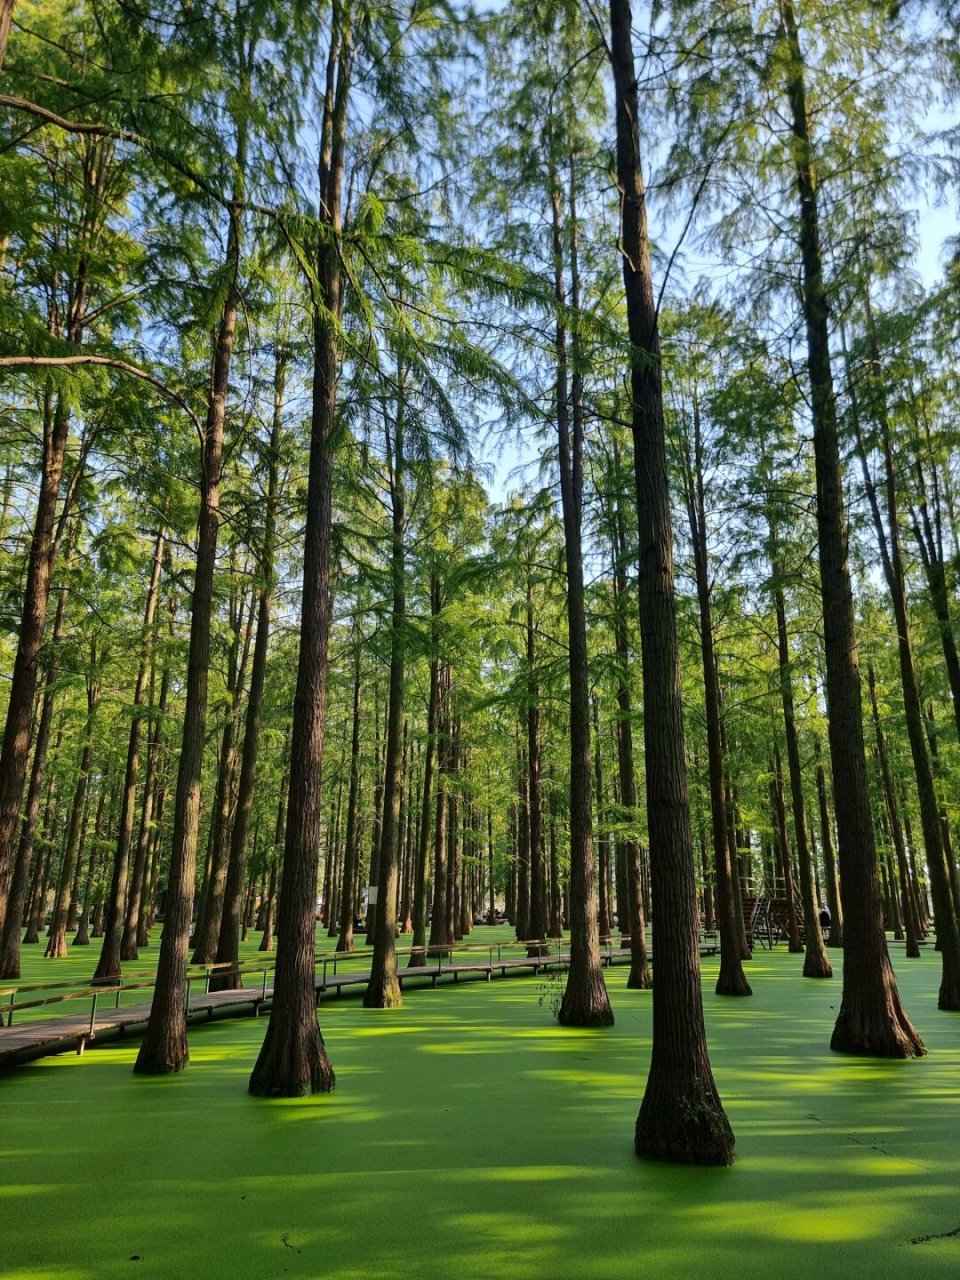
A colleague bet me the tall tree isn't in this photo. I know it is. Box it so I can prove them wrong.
[609,0,734,1163]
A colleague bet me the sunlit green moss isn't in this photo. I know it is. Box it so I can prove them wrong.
[3,942,960,1278]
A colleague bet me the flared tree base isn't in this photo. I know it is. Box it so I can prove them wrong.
[558,963,614,1027]
[362,976,402,1008]
[635,1084,735,1166]
[626,963,652,990]
[248,1018,335,1097]
[803,950,833,978]
[44,930,68,958]
[830,1004,926,1057]
[715,959,752,997]
[133,1031,189,1075]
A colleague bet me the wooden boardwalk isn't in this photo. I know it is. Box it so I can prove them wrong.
[0,936,718,1070]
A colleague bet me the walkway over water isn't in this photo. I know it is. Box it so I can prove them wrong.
[0,932,719,1069]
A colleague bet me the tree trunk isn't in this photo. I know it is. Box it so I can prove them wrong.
[773,579,831,976]
[778,0,923,1056]
[610,0,733,1161]
[46,649,99,957]
[525,566,547,955]
[0,547,71,977]
[680,394,751,995]
[609,461,651,989]
[868,667,922,957]
[0,393,71,932]
[249,8,350,1095]
[334,649,363,954]
[552,147,612,1027]
[134,185,241,1073]
[847,317,960,1005]
[365,373,407,1009]
[815,741,843,945]
[93,527,164,981]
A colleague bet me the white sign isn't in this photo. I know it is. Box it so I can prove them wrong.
[366,885,378,905]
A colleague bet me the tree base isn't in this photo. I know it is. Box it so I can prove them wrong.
[558,965,614,1027]
[627,963,652,990]
[362,977,402,1008]
[133,1036,189,1075]
[803,951,833,978]
[248,1019,335,1097]
[635,1086,735,1166]
[830,1006,926,1057]
[716,955,752,996]
[45,930,67,958]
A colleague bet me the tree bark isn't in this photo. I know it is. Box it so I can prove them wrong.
[610,0,734,1162]
[778,0,923,1056]
[249,6,350,1095]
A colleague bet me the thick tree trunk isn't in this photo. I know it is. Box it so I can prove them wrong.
[610,0,733,1162]
[778,0,922,1056]
[249,9,350,1095]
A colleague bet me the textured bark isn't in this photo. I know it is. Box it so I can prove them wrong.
[611,0,733,1162]
[0,0,15,72]
[249,7,349,1096]
[778,0,923,1056]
